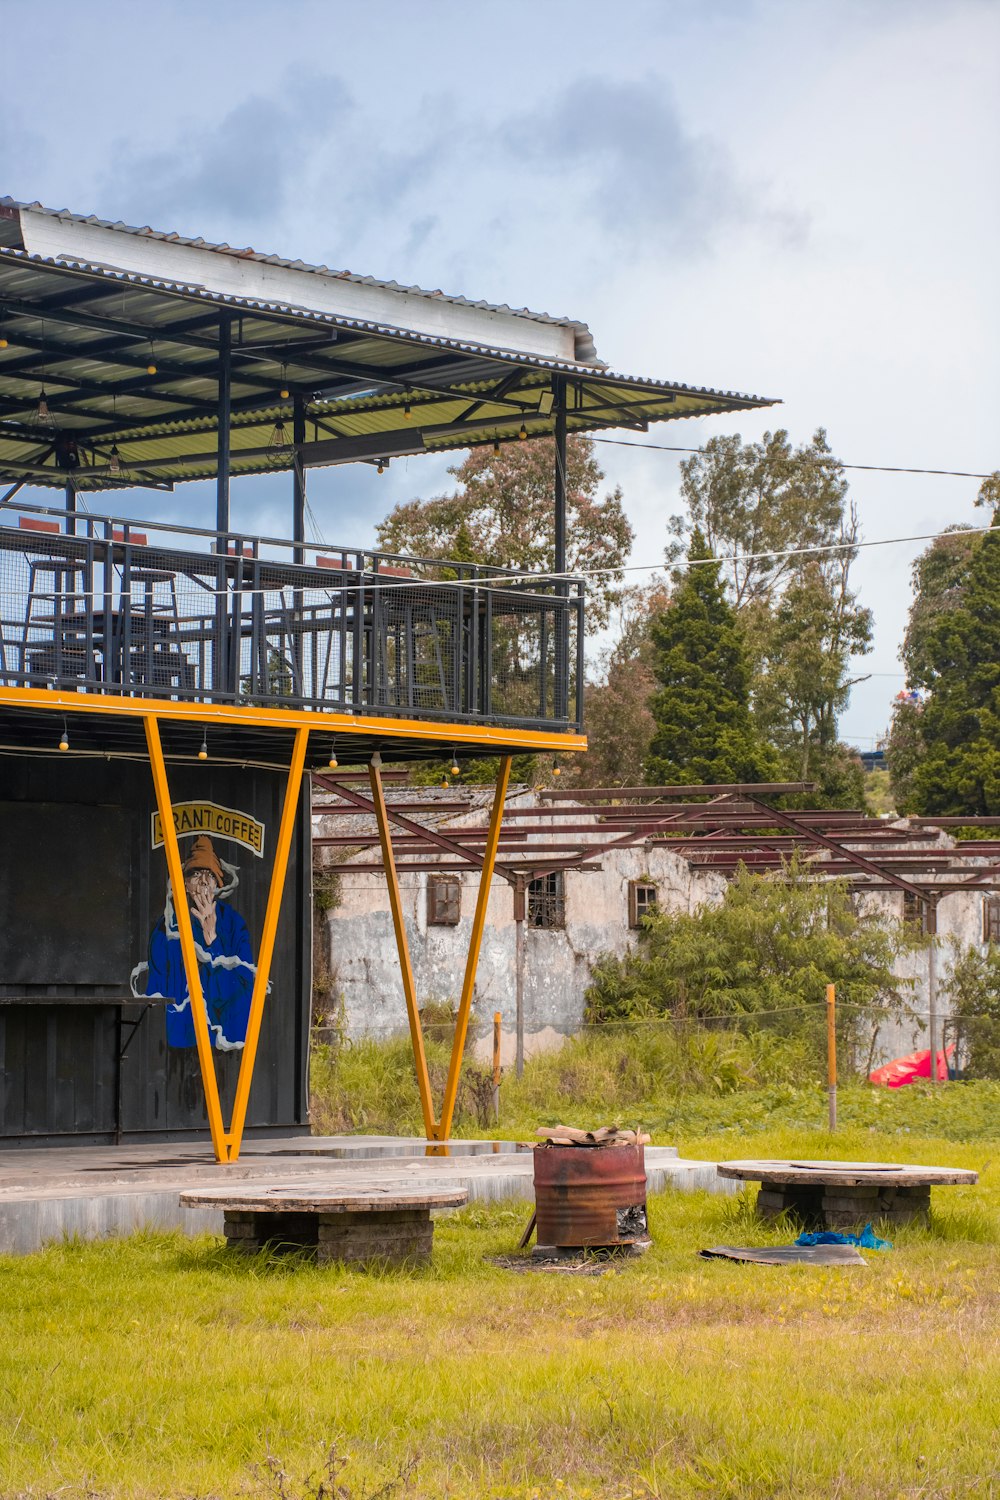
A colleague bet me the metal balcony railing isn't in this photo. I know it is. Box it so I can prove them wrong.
[0,507,584,731]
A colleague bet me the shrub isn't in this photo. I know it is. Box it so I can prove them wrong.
[584,860,922,1067]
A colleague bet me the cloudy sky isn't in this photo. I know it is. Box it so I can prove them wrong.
[3,0,997,745]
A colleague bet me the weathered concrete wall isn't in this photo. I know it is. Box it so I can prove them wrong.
[858,884,989,1065]
[324,802,726,1059]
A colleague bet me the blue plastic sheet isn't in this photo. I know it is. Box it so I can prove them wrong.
[796,1222,892,1250]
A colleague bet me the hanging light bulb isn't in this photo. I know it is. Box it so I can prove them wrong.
[450,750,460,777]
[58,719,69,752]
[108,442,122,476]
[403,392,412,420]
[279,364,290,400]
[37,388,50,421]
[377,460,385,475]
[518,422,528,440]
[327,739,339,770]
[146,340,157,376]
[269,417,289,451]
[440,775,449,789]
[552,757,561,777]
[0,333,8,350]
[493,439,501,455]
[197,733,208,761]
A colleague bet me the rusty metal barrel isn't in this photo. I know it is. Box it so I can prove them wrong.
[533,1143,648,1248]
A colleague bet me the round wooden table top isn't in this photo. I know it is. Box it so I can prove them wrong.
[180,1181,470,1213]
[716,1159,978,1188]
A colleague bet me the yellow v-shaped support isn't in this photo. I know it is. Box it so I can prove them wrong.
[368,753,511,1142]
[144,716,309,1163]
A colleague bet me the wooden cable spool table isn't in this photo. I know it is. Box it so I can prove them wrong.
[180,1180,468,1265]
[716,1159,978,1229]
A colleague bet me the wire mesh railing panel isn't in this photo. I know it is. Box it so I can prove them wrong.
[0,522,584,730]
[370,582,464,718]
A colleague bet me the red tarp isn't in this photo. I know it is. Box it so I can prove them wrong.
[869,1044,954,1088]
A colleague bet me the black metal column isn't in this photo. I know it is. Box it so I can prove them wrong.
[214,311,233,691]
[292,394,306,685]
[292,395,306,564]
[553,374,568,719]
[64,478,76,537]
[216,311,233,539]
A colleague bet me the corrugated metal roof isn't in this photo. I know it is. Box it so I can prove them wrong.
[1,197,599,360]
[0,212,780,492]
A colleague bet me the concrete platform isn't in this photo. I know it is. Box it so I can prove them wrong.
[0,1136,735,1256]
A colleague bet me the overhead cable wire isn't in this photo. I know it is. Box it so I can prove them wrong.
[590,435,996,481]
[6,520,1000,602]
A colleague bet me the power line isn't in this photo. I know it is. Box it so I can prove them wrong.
[5,519,998,604]
[591,435,995,481]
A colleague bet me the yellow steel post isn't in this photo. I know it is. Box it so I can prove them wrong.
[827,982,838,1131]
[369,753,437,1140]
[227,727,310,1162]
[144,715,228,1162]
[438,755,511,1141]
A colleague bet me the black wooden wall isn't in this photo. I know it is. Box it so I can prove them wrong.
[0,754,311,1144]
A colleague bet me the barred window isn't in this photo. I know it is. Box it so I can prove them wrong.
[903,891,929,932]
[427,875,461,926]
[527,871,565,930]
[629,881,658,929]
[984,897,1000,945]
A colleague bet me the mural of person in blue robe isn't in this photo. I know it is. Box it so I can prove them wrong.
[134,834,257,1050]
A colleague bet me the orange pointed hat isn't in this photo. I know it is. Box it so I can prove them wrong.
[182,835,225,886]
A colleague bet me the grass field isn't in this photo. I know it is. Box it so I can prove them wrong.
[2,1102,999,1499]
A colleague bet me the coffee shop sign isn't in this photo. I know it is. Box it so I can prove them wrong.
[151,802,266,858]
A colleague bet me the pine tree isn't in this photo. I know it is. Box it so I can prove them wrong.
[645,531,777,786]
[910,479,1000,815]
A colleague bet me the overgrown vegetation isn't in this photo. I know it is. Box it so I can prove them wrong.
[944,939,1000,1078]
[584,861,920,1056]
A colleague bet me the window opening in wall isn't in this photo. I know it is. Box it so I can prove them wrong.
[628,881,658,929]
[984,896,1000,945]
[527,871,565,930]
[902,890,928,931]
[427,874,461,926]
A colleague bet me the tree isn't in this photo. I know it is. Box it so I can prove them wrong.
[585,860,920,1046]
[902,475,1000,816]
[376,435,634,630]
[668,430,872,797]
[563,581,666,788]
[644,531,778,786]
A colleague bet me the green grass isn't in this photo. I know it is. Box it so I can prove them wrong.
[2,1125,1000,1498]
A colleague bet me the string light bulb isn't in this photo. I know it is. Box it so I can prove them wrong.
[518,422,528,440]
[279,364,290,400]
[327,739,339,770]
[108,442,121,476]
[493,439,501,455]
[0,333,7,350]
[450,751,460,777]
[377,460,385,475]
[552,757,562,777]
[403,392,412,420]
[197,734,208,761]
[37,388,50,420]
[146,341,157,376]
[58,719,69,752]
